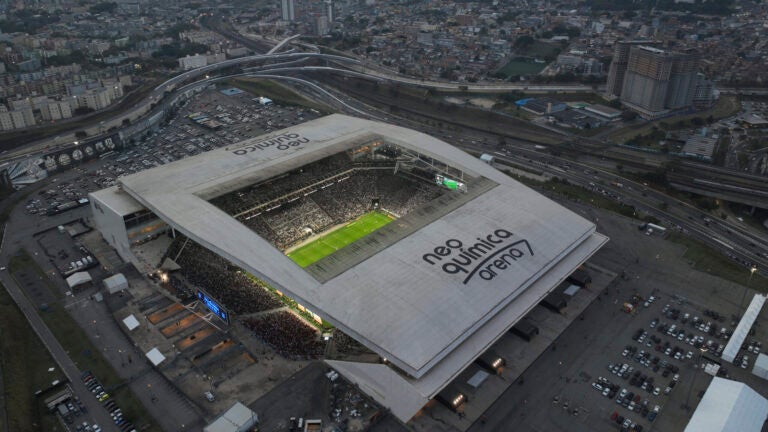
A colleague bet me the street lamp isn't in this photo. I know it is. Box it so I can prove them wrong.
[738,266,758,315]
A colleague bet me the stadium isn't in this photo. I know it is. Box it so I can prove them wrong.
[89,114,608,422]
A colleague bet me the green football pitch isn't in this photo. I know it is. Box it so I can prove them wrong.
[287,211,393,267]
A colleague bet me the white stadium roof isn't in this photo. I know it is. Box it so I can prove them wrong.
[95,114,607,421]
[685,377,768,432]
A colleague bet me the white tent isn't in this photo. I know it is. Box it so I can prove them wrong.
[103,273,128,294]
[722,294,766,363]
[684,377,768,432]
[204,402,258,432]
[122,314,140,331]
[753,353,768,380]
[145,348,166,366]
[66,271,92,289]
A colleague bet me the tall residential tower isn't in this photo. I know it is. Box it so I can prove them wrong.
[281,0,295,21]
[605,40,660,99]
[619,45,700,119]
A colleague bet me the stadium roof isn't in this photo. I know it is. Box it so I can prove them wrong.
[684,377,768,432]
[107,114,607,419]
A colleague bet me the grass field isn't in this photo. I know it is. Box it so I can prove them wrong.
[668,234,768,292]
[288,211,393,267]
[225,78,332,114]
[0,282,63,432]
[496,60,546,77]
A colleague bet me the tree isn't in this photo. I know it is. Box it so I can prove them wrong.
[89,2,117,14]
[74,106,95,115]
[514,35,535,49]
[621,110,638,121]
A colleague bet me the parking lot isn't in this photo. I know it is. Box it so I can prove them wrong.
[23,86,321,221]
[468,202,768,432]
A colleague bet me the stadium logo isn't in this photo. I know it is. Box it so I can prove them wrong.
[422,229,534,284]
[231,132,309,155]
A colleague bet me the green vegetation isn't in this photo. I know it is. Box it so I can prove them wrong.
[0,283,63,432]
[509,175,649,221]
[0,9,59,34]
[164,23,199,39]
[608,96,740,144]
[227,78,332,113]
[625,128,668,151]
[46,50,90,67]
[0,78,160,152]
[712,135,730,165]
[288,211,393,267]
[668,234,768,292]
[9,250,161,432]
[328,76,563,146]
[586,0,733,14]
[495,60,545,78]
[88,2,117,14]
[514,40,562,61]
[152,42,208,59]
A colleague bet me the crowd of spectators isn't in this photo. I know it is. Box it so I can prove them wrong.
[245,197,334,250]
[164,237,283,314]
[236,170,443,250]
[210,153,351,214]
[242,311,325,359]
[168,275,196,302]
[333,330,368,356]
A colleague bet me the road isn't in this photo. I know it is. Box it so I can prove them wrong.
[482,148,768,274]
[0,264,120,431]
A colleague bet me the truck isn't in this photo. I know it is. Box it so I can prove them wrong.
[479,154,495,164]
[646,223,666,233]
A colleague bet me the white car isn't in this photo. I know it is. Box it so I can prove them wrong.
[673,374,680,382]
[653,387,661,396]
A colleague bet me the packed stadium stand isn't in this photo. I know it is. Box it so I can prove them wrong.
[211,153,444,251]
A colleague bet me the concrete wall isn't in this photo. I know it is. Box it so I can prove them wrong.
[89,196,132,262]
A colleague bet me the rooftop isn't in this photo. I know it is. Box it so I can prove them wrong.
[100,114,607,412]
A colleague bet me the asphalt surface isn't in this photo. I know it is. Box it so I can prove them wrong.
[0,261,119,431]
[463,201,766,432]
[0,192,205,431]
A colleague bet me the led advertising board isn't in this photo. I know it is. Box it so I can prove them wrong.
[196,290,229,323]
[435,174,466,191]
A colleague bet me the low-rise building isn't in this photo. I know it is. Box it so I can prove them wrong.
[0,104,36,130]
[41,100,74,121]
[178,54,208,70]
